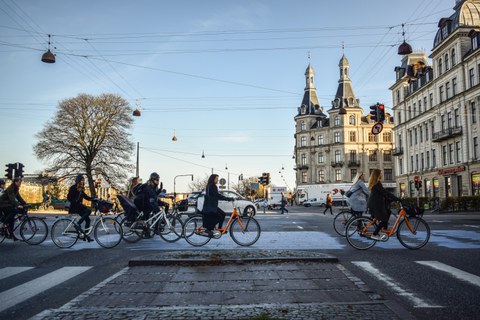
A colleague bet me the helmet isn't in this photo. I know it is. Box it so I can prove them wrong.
[150,172,160,181]
[75,174,84,184]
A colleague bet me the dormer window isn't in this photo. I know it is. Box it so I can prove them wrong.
[334,116,340,126]
[473,36,478,50]
[301,105,306,114]
[442,25,448,39]
[301,121,306,131]
[349,115,356,125]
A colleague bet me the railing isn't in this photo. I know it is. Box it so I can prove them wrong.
[432,126,462,142]
[331,161,344,167]
[347,160,360,167]
[392,147,404,156]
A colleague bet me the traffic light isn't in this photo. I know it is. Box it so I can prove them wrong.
[14,163,24,178]
[414,176,421,190]
[265,173,270,185]
[261,172,268,185]
[5,163,13,179]
[377,104,386,122]
[369,104,378,122]
[258,175,264,184]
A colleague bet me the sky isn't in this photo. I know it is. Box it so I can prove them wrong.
[0,0,456,193]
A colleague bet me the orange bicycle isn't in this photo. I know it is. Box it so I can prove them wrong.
[183,202,261,247]
[345,202,430,250]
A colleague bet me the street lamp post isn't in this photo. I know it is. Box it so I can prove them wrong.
[174,174,194,200]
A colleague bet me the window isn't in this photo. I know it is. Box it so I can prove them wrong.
[384,169,393,181]
[369,150,377,162]
[349,131,356,142]
[383,131,392,142]
[429,93,433,108]
[431,121,435,138]
[456,141,461,163]
[443,145,447,165]
[350,150,357,162]
[413,102,417,116]
[397,111,402,124]
[399,158,404,175]
[425,124,429,141]
[415,154,419,171]
[301,153,307,165]
[409,130,413,146]
[476,37,480,50]
[432,149,436,167]
[318,170,325,182]
[449,143,454,164]
[410,155,414,171]
[454,109,460,127]
[396,90,400,104]
[452,78,457,95]
[334,132,341,143]
[301,121,306,131]
[335,169,342,182]
[421,153,424,170]
[469,68,475,88]
[335,150,341,162]
[302,172,307,183]
[424,97,428,110]
[474,137,479,160]
[472,102,477,124]
[334,116,340,126]
[418,99,422,113]
[349,115,356,125]
[318,153,324,164]
[414,128,418,145]
[438,58,443,75]
[419,126,423,143]
[318,135,324,145]
[446,82,450,99]
[439,85,444,103]
[441,114,446,130]
[447,112,452,128]
[350,169,357,181]
[301,136,307,147]
[444,53,449,70]
[368,132,376,142]
[426,151,430,168]
[408,106,412,119]
[451,48,456,65]
[383,150,392,162]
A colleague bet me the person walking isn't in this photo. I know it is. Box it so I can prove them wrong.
[67,175,95,241]
[0,178,27,241]
[346,171,370,217]
[323,193,333,215]
[201,174,233,237]
[367,169,402,240]
[280,192,289,214]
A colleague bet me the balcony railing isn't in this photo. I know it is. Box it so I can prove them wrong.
[392,147,403,156]
[296,165,309,171]
[432,126,463,142]
[331,161,344,167]
[347,160,361,167]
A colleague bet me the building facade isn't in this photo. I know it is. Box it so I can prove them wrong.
[294,55,395,190]
[390,0,480,199]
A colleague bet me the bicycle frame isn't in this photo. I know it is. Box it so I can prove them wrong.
[215,207,248,234]
[138,209,172,231]
[361,207,419,237]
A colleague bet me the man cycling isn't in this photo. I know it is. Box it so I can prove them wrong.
[133,172,162,220]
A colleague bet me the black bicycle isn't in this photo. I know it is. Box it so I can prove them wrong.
[0,205,48,244]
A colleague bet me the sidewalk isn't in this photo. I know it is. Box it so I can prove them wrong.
[32,249,414,320]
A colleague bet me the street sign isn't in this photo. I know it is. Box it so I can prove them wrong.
[371,122,384,135]
[219,178,226,186]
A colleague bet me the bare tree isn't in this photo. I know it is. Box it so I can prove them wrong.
[34,93,135,197]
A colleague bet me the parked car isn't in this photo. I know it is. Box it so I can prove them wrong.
[187,191,202,207]
[303,198,324,207]
[196,190,256,216]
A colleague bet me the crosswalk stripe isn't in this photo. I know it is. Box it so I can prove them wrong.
[352,261,443,308]
[0,266,92,313]
[0,267,34,280]
[416,261,480,288]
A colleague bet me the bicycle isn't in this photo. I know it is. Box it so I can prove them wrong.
[345,202,430,250]
[118,204,184,243]
[0,205,48,245]
[50,200,123,248]
[183,202,261,247]
[333,209,362,237]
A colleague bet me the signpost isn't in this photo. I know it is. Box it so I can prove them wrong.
[371,122,384,135]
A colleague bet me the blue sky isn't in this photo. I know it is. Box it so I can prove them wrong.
[0,0,455,193]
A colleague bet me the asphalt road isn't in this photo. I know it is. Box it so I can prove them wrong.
[1,206,479,319]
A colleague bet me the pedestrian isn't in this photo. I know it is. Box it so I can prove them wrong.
[67,174,95,242]
[280,192,289,214]
[346,171,370,217]
[262,198,268,214]
[323,193,333,215]
[0,177,27,241]
[367,169,402,241]
[201,174,234,237]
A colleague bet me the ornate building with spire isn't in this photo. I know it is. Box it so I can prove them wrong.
[390,0,480,199]
[293,55,395,200]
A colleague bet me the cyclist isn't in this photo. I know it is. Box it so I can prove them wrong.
[133,172,162,220]
[202,174,234,237]
[127,176,142,200]
[346,171,370,217]
[0,177,27,241]
[0,179,5,195]
[367,169,401,240]
[67,174,95,241]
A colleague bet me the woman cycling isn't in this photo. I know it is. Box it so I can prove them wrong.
[202,174,233,237]
[67,174,95,241]
[346,171,370,217]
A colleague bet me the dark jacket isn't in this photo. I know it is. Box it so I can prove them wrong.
[202,184,230,214]
[0,183,26,209]
[67,184,93,214]
[134,182,160,214]
[367,182,401,221]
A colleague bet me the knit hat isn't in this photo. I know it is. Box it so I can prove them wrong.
[75,174,84,184]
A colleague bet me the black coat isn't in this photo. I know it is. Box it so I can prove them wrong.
[134,182,160,214]
[0,183,26,209]
[202,184,230,214]
[67,185,93,214]
[367,182,401,221]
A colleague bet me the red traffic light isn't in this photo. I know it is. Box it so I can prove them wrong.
[414,176,420,182]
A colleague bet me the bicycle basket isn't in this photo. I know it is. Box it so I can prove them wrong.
[98,200,114,213]
[177,199,189,212]
[406,206,424,217]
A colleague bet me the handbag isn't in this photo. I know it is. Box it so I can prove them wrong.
[345,186,360,198]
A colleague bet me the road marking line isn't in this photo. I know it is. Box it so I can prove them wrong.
[463,225,480,229]
[416,261,480,288]
[296,226,304,230]
[352,261,443,308]
[0,267,34,280]
[0,266,91,313]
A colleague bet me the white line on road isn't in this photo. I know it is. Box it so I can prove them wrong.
[352,261,443,308]
[296,226,304,230]
[0,267,34,280]
[0,266,91,313]
[416,261,480,288]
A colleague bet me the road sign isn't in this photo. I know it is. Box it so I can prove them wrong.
[219,178,226,186]
[371,122,384,135]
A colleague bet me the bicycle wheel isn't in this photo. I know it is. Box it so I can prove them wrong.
[397,216,430,249]
[230,217,261,246]
[20,217,48,245]
[114,211,126,223]
[183,215,211,246]
[51,218,78,248]
[157,215,183,243]
[0,225,6,244]
[94,217,123,248]
[345,216,377,250]
[333,210,354,237]
[119,216,142,243]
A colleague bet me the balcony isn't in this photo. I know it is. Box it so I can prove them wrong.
[347,160,361,167]
[295,165,309,171]
[432,126,463,142]
[392,147,403,156]
[331,161,344,168]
